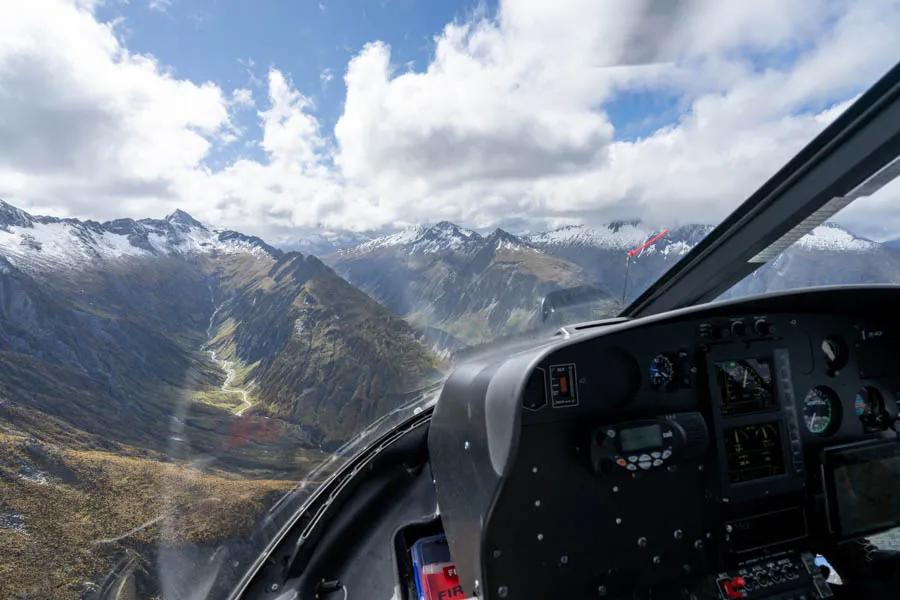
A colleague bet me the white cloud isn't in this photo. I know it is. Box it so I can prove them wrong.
[0,0,899,244]
[0,0,230,218]
[230,87,254,108]
[319,67,333,87]
[148,0,172,13]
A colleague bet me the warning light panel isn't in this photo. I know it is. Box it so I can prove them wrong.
[549,363,578,408]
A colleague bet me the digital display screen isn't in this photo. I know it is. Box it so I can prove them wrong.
[716,358,776,415]
[619,424,662,452]
[724,422,785,483]
[829,451,900,537]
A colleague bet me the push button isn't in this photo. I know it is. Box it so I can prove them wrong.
[651,451,661,459]
[638,461,652,470]
[639,454,651,462]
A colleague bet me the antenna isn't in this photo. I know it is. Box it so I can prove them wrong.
[621,228,669,306]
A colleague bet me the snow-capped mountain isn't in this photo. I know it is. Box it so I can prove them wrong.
[0,199,279,274]
[329,222,609,347]
[795,222,878,252]
[525,221,713,257]
[727,222,900,298]
[523,221,715,302]
[340,221,484,257]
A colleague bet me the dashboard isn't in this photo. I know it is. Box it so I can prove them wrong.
[429,287,900,600]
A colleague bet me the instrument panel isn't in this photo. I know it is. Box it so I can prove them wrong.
[429,288,900,600]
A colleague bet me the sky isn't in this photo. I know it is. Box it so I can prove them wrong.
[0,0,898,246]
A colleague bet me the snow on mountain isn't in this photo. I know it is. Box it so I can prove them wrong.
[340,221,483,256]
[525,221,713,259]
[0,199,280,273]
[347,225,426,254]
[525,221,650,251]
[795,223,877,252]
[408,221,481,254]
[487,228,540,252]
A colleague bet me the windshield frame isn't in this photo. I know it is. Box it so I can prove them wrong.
[622,60,900,319]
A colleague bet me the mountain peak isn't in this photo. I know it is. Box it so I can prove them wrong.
[165,209,204,229]
[486,228,533,252]
[796,223,876,252]
[408,221,480,254]
[0,199,34,229]
[420,221,478,239]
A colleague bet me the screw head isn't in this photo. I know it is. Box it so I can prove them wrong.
[497,586,509,598]
[537,533,544,541]
[560,555,569,565]
[637,536,648,548]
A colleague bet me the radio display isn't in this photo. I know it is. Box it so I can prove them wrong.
[619,425,662,452]
[724,422,785,483]
[715,358,776,415]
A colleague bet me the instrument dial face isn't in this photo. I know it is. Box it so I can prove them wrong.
[856,386,889,430]
[649,354,675,390]
[802,386,840,435]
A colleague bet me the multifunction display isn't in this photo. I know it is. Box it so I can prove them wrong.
[715,358,776,415]
[724,422,786,483]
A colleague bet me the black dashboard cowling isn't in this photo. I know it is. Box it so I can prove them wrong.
[428,286,900,600]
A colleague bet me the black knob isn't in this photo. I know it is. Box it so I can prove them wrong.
[754,319,772,336]
[731,321,747,337]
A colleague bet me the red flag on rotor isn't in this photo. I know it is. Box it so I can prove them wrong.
[627,228,669,257]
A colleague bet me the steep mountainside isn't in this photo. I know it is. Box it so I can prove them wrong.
[0,199,438,450]
[329,222,615,346]
[204,250,440,444]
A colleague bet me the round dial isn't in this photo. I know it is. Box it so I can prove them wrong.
[649,354,675,390]
[802,386,840,435]
[856,386,888,430]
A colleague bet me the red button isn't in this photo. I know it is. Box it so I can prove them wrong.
[616,458,627,467]
[722,577,746,599]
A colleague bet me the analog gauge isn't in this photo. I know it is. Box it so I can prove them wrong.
[802,386,841,435]
[649,354,675,390]
[856,386,888,431]
[821,337,847,372]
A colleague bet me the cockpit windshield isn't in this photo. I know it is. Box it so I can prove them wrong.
[0,1,898,598]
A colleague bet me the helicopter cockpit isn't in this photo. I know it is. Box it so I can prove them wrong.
[235,60,900,600]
